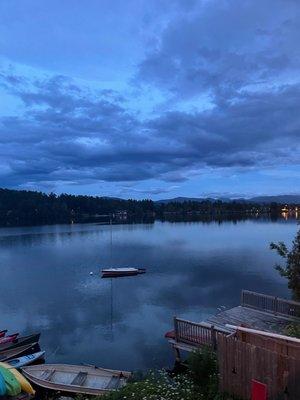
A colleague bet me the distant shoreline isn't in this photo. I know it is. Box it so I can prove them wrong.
[1,187,298,228]
[0,211,298,229]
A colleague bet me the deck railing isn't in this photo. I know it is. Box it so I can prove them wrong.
[241,290,300,319]
[173,318,229,348]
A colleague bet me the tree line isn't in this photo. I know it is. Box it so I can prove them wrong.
[0,188,289,227]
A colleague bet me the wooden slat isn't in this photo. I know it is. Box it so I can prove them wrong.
[71,371,87,386]
[173,318,227,348]
[106,376,121,389]
[40,369,55,381]
[217,334,300,400]
[241,290,300,319]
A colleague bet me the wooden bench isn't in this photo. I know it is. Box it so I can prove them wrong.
[40,369,55,381]
[71,372,88,386]
[106,375,121,389]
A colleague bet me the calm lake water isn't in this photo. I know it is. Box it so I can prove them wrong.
[0,219,298,371]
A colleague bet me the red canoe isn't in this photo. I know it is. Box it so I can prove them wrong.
[0,331,7,338]
[0,333,19,344]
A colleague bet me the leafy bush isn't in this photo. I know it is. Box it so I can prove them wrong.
[85,370,204,400]
[284,322,300,338]
[187,346,218,389]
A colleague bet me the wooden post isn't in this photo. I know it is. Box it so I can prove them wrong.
[173,346,181,363]
[274,296,278,315]
[211,325,217,350]
[241,290,245,306]
[174,316,179,342]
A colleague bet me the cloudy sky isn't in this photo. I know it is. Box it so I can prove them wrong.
[0,0,299,199]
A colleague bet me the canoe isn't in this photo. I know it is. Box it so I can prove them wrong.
[22,364,132,395]
[8,351,45,368]
[0,330,7,338]
[0,369,6,396]
[0,365,21,396]
[0,334,40,352]
[0,362,35,395]
[0,343,40,362]
[102,267,146,278]
[0,333,19,344]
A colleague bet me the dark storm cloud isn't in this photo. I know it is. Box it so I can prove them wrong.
[0,66,300,188]
[137,0,300,101]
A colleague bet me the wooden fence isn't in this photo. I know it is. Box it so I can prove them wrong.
[241,290,300,319]
[217,334,300,400]
[237,329,300,359]
[173,318,229,348]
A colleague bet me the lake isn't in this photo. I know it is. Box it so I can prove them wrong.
[0,218,298,371]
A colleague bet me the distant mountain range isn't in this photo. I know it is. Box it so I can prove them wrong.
[156,195,300,204]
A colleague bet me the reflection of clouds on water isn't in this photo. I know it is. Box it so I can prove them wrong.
[0,220,297,370]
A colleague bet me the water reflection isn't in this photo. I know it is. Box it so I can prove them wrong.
[0,219,297,370]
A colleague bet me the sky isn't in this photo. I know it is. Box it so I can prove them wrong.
[0,0,299,200]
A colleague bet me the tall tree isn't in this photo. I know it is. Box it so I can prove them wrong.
[270,229,300,301]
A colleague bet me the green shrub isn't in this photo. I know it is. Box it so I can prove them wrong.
[284,322,300,338]
[75,347,238,400]
[88,370,205,400]
[187,346,218,388]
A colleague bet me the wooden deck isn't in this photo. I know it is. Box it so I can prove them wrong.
[206,305,295,334]
[167,290,300,353]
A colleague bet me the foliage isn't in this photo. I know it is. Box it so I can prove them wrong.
[284,322,300,338]
[187,346,218,390]
[73,348,241,400]
[270,229,300,301]
[0,187,287,227]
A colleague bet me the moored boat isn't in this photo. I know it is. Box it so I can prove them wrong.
[22,364,132,395]
[0,365,21,396]
[0,343,40,362]
[0,333,19,345]
[0,330,7,338]
[0,362,35,395]
[0,334,40,352]
[102,267,146,278]
[8,351,45,368]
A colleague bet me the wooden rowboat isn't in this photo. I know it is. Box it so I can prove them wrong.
[0,343,40,362]
[22,364,132,396]
[102,267,146,278]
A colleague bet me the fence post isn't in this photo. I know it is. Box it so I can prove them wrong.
[211,325,217,350]
[274,296,278,315]
[174,316,179,342]
[241,290,245,306]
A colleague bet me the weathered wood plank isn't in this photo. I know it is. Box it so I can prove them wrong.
[217,334,300,400]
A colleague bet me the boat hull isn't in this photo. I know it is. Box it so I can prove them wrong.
[0,333,19,345]
[0,331,7,339]
[102,268,146,278]
[0,343,40,362]
[22,364,131,396]
[8,351,45,368]
[0,334,40,353]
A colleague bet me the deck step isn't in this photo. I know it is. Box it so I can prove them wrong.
[106,375,121,389]
[41,369,55,381]
[71,372,88,386]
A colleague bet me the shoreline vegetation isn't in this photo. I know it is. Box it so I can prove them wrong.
[0,188,298,228]
[67,348,236,400]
